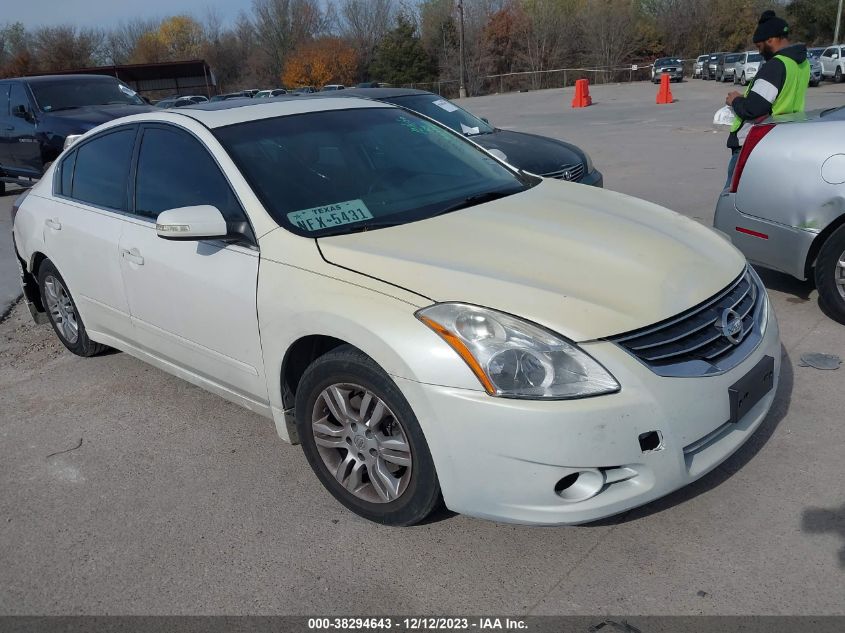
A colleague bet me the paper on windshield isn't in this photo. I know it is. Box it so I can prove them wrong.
[287,199,374,232]
[713,105,735,127]
[460,123,480,135]
[432,99,459,113]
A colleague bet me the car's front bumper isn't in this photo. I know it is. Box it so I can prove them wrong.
[713,192,816,281]
[580,168,603,188]
[397,300,780,525]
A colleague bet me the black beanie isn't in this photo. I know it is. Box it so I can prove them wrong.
[753,10,789,43]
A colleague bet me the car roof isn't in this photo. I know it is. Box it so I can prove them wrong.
[168,95,392,128]
[323,87,432,99]
[4,73,119,84]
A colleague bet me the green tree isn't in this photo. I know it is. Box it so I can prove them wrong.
[787,0,840,44]
[369,14,437,85]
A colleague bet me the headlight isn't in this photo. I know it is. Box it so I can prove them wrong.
[416,303,619,399]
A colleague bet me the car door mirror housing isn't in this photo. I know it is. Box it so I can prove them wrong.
[12,105,33,121]
[155,205,228,241]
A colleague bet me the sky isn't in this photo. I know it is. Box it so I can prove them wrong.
[10,0,256,28]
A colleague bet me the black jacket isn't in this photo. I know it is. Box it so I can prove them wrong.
[727,43,808,149]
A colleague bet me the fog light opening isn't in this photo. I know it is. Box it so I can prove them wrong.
[639,430,664,453]
[554,468,605,502]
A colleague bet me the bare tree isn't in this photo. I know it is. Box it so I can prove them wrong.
[104,18,161,65]
[32,25,106,70]
[338,0,394,80]
[251,0,331,80]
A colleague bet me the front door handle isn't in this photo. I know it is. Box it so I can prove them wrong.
[45,218,61,230]
[120,248,144,266]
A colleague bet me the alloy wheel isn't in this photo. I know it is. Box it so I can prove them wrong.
[43,275,79,344]
[311,383,412,504]
[835,249,845,301]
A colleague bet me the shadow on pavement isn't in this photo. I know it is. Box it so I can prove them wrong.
[802,503,845,568]
[755,266,815,302]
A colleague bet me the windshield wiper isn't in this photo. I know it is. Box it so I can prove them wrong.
[46,106,82,112]
[430,188,520,217]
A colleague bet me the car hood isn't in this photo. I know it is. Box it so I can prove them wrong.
[41,104,155,129]
[317,180,745,341]
[471,129,583,176]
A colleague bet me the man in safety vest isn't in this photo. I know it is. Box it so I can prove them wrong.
[724,10,809,187]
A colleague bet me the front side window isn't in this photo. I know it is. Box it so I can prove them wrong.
[134,126,244,222]
[9,83,32,116]
[71,128,136,210]
[214,108,532,237]
[385,95,495,137]
[29,78,144,112]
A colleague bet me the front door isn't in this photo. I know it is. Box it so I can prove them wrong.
[117,124,266,402]
[8,82,40,175]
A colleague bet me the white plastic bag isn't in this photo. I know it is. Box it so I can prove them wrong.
[713,105,735,127]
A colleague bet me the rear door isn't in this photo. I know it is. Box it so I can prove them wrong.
[7,82,40,175]
[42,126,137,340]
[117,123,266,401]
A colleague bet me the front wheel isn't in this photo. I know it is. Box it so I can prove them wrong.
[37,260,108,357]
[740,73,747,86]
[295,345,442,525]
[815,225,845,324]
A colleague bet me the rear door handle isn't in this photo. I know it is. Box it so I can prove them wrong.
[45,218,61,230]
[120,248,144,266]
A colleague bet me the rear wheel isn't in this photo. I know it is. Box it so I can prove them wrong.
[740,73,747,86]
[815,225,845,324]
[37,260,108,357]
[835,67,842,83]
[295,345,442,525]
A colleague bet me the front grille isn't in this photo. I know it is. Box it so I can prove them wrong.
[542,163,585,182]
[609,268,766,377]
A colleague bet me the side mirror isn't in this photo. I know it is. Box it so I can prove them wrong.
[155,205,228,241]
[481,117,490,124]
[12,104,32,121]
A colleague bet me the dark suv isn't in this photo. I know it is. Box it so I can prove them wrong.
[0,74,154,190]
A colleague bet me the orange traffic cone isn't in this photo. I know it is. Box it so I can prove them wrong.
[656,74,673,104]
[571,78,593,108]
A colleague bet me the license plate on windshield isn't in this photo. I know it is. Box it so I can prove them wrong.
[728,356,775,424]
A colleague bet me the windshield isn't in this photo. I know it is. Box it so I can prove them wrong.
[383,94,495,136]
[725,54,741,63]
[29,78,145,112]
[747,53,763,62]
[214,107,530,237]
[809,48,825,59]
[655,58,680,66]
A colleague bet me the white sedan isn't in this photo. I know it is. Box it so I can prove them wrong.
[12,97,781,525]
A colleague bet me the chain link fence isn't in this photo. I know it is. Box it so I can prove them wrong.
[400,60,699,99]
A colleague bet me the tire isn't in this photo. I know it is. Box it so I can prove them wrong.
[295,345,442,526]
[37,260,108,357]
[815,225,845,325]
[835,67,842,83]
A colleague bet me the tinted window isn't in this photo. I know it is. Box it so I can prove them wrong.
[725,54,741,63]
[57,150,77,196]
[385,95,494,136]
[134,126,244,221]
[72,128,135,210]
[0,84,9,117]
[29,78,144,112]
[9,83,31,115]
[823,48,835,57]
[215,108,531,237]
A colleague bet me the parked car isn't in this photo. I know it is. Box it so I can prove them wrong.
[716,53,743,82]
[733,51,764,86]
[810,56,822,86]
[703,53,726,80]
[321,84,346,91]
[292,86,317,95]
[355,81,391,88]
[714,108,845,322]
[12,96,780,525]
[0,74,154,189]
[819,45,845,82]
[651,57,684,83]
[329,88,602,187]
[211,91,255,102]
[255,89,288,98]
[155,96,198,108]
[694,55,708,78]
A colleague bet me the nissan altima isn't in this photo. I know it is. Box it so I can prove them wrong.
[12,97,780,526]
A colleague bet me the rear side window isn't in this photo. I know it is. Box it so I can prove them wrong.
[57,149,77,196]
[71,128,136,210]
[134,126,244,221]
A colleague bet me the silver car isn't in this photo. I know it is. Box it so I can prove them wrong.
[717,53,743,82]
[733,51,764,86]
[694,54,708,78]
[714,108,845,323]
